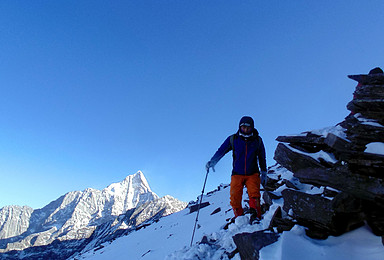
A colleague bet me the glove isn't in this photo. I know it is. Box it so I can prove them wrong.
[260,171,267,187]
[205,161,215,173]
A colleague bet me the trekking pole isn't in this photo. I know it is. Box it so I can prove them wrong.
[190,169,209,247]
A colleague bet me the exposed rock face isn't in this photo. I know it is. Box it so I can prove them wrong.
[0,172,187,260]
[232,231,279,260]
[272,71,384,239]
[346,73,384,124]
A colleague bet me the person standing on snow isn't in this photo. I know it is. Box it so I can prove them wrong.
[206,116,267,222]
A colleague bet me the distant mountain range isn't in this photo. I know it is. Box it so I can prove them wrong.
[0,171,187,260]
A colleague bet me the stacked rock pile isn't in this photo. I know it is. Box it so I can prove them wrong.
[340,71,384,176]
[270,68,384,240]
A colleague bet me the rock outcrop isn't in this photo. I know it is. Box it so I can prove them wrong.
[271,69,384,240]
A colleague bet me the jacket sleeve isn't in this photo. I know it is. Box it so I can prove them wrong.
[210,136,232,166]
[258,137,267,172]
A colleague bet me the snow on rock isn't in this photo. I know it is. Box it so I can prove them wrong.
[310,125,347,139]
[283,143,338,164]
[365,142,384,155]
[354,113,384,128]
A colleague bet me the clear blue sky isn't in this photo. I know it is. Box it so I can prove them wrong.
[1,1,383,209]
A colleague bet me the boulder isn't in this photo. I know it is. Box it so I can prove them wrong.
[274,143,328,173]
[276,133,326,152]
[282,189,365,238]
[282,189,334,233]
[232,231,279,260]
[189,202,210,214]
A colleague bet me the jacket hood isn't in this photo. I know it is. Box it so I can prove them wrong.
[239,116,254,129]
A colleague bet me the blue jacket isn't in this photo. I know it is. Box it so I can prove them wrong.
[210,129,267,175]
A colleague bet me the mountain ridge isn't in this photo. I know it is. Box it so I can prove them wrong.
[0,171,187,259]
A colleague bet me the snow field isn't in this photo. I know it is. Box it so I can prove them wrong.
[79,173,384,260]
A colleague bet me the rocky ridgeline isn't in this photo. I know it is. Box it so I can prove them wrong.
[270,70,384,241]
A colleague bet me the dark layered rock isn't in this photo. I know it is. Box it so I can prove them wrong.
[348,73,384,86]
[347,98,384,118]
[294,167,384,204]
[232,231,279,260]
[274,143,330,172]
[347,73,384,124]
[276,133,327,152]
[268,207,295,233]
[347,80,384,124]
[189,202,210,214]
[341,114,384,151]
[282,189,365,239]
[323,133,351,153]
[272,69,384,239]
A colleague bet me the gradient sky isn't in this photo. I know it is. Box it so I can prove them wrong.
[1,1,383,209]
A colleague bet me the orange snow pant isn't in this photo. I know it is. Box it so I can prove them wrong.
[230,174,261,209]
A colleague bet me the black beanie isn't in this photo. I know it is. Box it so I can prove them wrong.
[239,116,254,129]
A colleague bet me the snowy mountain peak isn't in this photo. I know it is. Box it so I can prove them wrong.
[105,171,151,192]
[0,171,178,259]
[103,172,158,212]
[124,170,151,190]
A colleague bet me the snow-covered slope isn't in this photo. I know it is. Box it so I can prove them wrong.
[75,183,234,260]
[70,195,188,260]
[76,167,384,260]
[0,206,33,239]
[0,171,187,260]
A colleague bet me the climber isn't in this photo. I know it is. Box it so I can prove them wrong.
[206,116,268,222]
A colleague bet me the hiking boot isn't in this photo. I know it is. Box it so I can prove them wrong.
[249,208,261,224]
